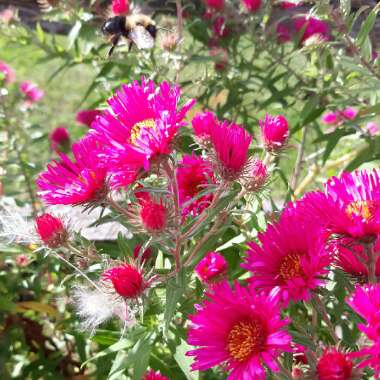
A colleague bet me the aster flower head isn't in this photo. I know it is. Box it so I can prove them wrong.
[49,126,71,153]
[294,16,330,44]
[241,0,261,12]
[142,369,169,380]
[321,107,358,126]
[210,121,252,181]
[177,154,216,217]
[321,111,339,125]
[102,262,147,299]
[213,16,230,38]
[242,213,331,305]
[243,158,268,192]
[112,0,129,15]
[366,121,379,136]
[187,281,292,379]
[276,23,292,43]
[316,347,354,380]
[19,81,44,103]
[76,109,102,127]
[260,114,289,152]
[93,78,195,187]
[195,252,228,283]
[37,134,108,206]
[191,111,219,144]
[35,213,67,248]
[0,61,15,85]
[204,0,224,10]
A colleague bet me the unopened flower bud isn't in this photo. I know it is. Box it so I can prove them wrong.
[49,126,71,153]
[35,213,67,248]
[245,159,268,191]
[260,114,289,152]
[195,252,228,283]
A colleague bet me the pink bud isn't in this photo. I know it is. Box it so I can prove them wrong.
[49,126,71,153]
[35,213,67,248]
[19,81,44,103]
[213,16,230,38]
[321,111,339,125]
[195,252,228,283]
[111,0,129,15]
[140,200,168,233]
[260,114,289,152]
[76,109,102,128]
[246,159,268,191]
[341,107,357,120]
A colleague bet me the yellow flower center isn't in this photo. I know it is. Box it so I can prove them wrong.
[279,253,302,281]
[346,200,375,222]
[129,119,156,144]
[227,319,266,362]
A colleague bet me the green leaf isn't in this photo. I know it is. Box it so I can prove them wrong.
[340,0,351,18]
[35,23,45,44]
[68,21,82,50]
[357,6,379,47]
[174,339,199,380]
[130,334,153,380]
[108,350,129,380]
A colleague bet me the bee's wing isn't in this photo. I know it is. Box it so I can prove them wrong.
[129,25,155,49]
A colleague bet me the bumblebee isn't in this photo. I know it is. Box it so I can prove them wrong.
[102,14,157,57]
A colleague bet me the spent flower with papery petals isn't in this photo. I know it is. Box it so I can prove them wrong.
[177,154,216,217]
[111,0,129,15]
[93,78,195,188]
[35,213,67,248]
[241,0,261,12]
[210,120,252,181]
[37,134,108,206]
[316,347,354,380]
[76,109,102,127]
[260,114,289,152]
[242,212,331,305]
[49,126,71,153]
[0,61,15,84]
[19,81,44,103]
[187,281,292,379]
[195,251,228,283]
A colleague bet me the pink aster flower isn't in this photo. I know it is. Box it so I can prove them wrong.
[204,0,224,10]
[342,107,358,120]
[0,61,15,85]
[294,16,330,44]
[187,281,292,379]
[210,121,252,181]
[93,78,195,187]
[259,114,289,152]
[76,109,102,127]
[192,111,219,141]
[213,16,230,38]
[321,111,339,125]
[35,213,67,248]
[102,263,147,298]
[177,154,216,217]
[316,348,353,380]
[37,134,108,206]
[366,122,379,136]
[19,81,44,103]
[142,369,169,380]
[321,108,358,126]
[242,213,331,305]
[195,252,228,283]
[350,343,380,378]
[241,0,261,12]
[112,0,129,15]
[49,126,71,153]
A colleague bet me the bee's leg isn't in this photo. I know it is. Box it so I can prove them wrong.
[108,35,120,57]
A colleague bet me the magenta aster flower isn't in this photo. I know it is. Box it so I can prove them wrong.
[35,213,67,248]
[76,109,102,127]
[342,107,358,120]
[294,16,330,44]
[177,154,216,217]
[0,61,15,84]
[210,121,252,181]
[260,114,289,152]
[49,126,71,153]
[242,213,331,305]
[187,281,292,379]
[192,111,218,141]
[316,348,353,380]
[321,111,339,125]
[37,134,108,206]
[93,78,195,187]
[112,0,129,15]
[195,252,228,283]
[241,0,261,12]
[350,343,380,378]
[19,81,44,103]
[142,369,169,380]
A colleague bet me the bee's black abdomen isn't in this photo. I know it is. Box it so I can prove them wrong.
[146,24,157,38]
[101,16,127,36]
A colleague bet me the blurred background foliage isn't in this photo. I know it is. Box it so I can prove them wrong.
[1,0,380,378]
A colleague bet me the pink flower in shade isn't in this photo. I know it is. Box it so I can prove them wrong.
[92,78,195,188]
[342,107,358,120]
[321,108,358,126]
[245,159,268,192]
[49,126,71,153]
[76,109,102,128]
[140,198,168,233]
[366,122,379,136]
[276,23,292,43]
[142,369,169,380]
[192,111,219,141]
[321,111,339,125]
[316,348,353,380]
[204,0,224,10]
[242,213,331,306]
[186,281,292,379]
[241,0,261,12]
[213,16,230,38]
[15,254,30,267]
[294,16,330,44]
[35,213,67,248]
[102,263,147,298]
[37,134,108,206]
[195,252,228,283]
[133,244,153,263]
[210,121,252,181]
[19,81,44,103]
[0,61,15,84]
[177,154,216,217]
[111,0,129,15]
[260,114,289,152]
